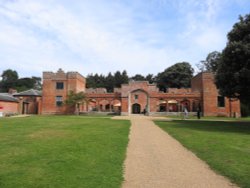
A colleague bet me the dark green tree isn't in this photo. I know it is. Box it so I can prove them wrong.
[215,14,250,104]
[145,74,155,84]
[64,91,87,114]
[0,69,42,92]
[32,76,42,90]
[156,62,194,91]
[197,51,221,73]
[0,69,18,92]
[114,71,123,87]
[65,91,86,106]
[16,77,36,91]
[130,74,145,81]
[105,72,115,92]
[121,70,129,85]
[86,74,96,88]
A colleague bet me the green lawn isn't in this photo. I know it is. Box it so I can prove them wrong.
[155,120,250,188]
[0,116,130,188]
[166,115,250,121]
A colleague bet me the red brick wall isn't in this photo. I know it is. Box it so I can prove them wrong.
[40,70,241,117]
[41,70,86,114]
[130,90,148,113]
[121,98,128,114]
[193,72,241,117]
[18,96,42,114]
[0,101,18,115]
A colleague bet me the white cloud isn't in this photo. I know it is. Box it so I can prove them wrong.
[0,0,249,77]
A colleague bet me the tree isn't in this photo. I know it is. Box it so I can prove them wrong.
[64,91,87,114]
[145,74,155,84]
[105,72,115,92]
[130,74,145,81]
[215,14,250,104]
[156,62,194,91]
[0,69,42,92]
[32,76,42,90]
[0,69,18,92]
[197,51,221,73]
[86,73,105,88]
[114,71,123,87]
[121,70,129,85]
[16,77,36,91]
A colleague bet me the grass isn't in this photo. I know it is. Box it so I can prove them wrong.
[155,119,250,188]
[0,116,130,188]
[166,115,250,121]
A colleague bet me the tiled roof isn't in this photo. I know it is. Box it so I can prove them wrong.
[13,89,42,96]
[0,93,19,102]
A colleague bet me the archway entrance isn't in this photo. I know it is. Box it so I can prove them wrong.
[132,103,141,114]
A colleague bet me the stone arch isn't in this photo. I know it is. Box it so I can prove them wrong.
[129,89,150,114]
[167,99,178,112]
[180,99,191,112]
[158,98,167,112]
[112,99,121,113]
[99,99,109,111]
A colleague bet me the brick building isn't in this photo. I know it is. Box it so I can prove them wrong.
[0,93,19,116]
[41,69,86,114]
[0,89,42,116]
[41,69,241,117]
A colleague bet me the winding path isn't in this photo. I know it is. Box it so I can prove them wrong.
[113,115,238,188]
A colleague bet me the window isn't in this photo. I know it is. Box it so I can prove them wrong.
[217,96,225,107]
[56,82,64,89]
[56,96,63,106]
[135,95,138,100]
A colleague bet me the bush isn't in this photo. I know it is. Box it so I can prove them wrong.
[241,103,250,117]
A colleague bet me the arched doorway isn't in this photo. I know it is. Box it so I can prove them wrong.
[132,103,141,114]
[129,89,149,115]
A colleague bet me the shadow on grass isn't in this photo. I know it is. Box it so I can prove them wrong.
[155,120,250,135]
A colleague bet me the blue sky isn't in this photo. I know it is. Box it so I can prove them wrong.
[0,0,249,78]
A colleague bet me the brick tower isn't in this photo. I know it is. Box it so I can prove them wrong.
[41,69,86,114]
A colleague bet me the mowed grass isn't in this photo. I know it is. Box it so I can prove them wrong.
[155,120,250,188]
[0,116,130,188]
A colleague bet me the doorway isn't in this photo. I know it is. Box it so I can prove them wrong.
[132,103,141,114]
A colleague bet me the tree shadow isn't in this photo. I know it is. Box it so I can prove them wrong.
[156,120,250,135]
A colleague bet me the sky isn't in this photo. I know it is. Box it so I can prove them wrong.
[0,0,249,78]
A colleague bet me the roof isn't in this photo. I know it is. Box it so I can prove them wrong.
[13,89,42,96]
[0,93,19,102]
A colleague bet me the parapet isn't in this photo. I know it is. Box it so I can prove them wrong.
[167,88,192,94]
[86,88,107,93]
[43,69,85,81]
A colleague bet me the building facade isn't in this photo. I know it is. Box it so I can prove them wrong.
[41,69,241,117]
[0,89,42,116]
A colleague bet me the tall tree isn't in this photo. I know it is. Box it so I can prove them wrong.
[16,77,36,91]
[121,70,129,85]
[86,74,96,88]
[197,51,221,73]
[32,76,42,90]
[105,72,115,92]
[156,62,194,91]
[145,74,155,84]
[114,71,123,87]
[130,74,145,81]
[215,14,250,104]
[0,69,18,92]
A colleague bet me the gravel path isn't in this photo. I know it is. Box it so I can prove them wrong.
[113,115,238,188]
